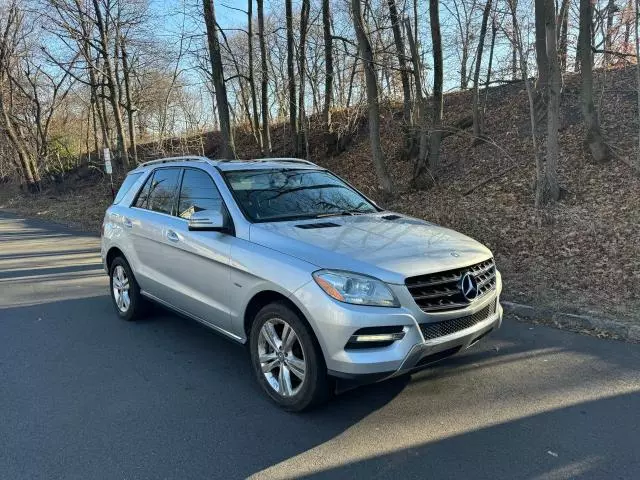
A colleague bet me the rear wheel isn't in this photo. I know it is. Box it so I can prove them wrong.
[109,256,146,321]
[249,302,330,411]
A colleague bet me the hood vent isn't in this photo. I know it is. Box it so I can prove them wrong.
[295,222,341,229]
[382,214,401,221]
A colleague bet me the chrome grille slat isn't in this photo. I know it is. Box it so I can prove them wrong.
[405,258,496,313]
[407,274,463,289]
[411,288,460,300]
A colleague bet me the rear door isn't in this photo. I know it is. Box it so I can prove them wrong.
[127,167,183,302]
[158,168,233,332]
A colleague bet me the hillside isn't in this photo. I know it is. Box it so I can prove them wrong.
[2,67,639,323]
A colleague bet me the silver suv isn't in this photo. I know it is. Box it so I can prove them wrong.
[101,157,503,411]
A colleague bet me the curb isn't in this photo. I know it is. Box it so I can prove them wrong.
[502,301,640,343]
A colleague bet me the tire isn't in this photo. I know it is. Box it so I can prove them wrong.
[249,302,330,412]
[109,256,146,321]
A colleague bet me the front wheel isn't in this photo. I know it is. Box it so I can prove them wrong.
[249,302,330,412]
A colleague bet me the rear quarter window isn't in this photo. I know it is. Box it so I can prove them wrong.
[114,172,143,205]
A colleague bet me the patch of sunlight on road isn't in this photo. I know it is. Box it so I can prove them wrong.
[249,347,640,480]
[0,219,106,307]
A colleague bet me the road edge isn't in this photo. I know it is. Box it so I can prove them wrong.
[503,301,640,343]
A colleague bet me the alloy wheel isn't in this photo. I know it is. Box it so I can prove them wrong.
[112,265,131,313]
[258,318,307,397]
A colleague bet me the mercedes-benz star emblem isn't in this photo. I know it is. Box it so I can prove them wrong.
[460,272,478,301]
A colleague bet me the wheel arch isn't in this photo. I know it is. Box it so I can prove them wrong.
[106,246,126,271]
[243,290,325,356]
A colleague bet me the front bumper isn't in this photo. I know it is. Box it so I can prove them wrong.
[292,271,503,381]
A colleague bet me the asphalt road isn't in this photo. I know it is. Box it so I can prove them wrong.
[1,211,639,480]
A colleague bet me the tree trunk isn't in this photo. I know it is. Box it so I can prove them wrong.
[297,0,310,158]
[120,37,137,164]
[429,0,444,171]
[509,0,544,208]
[635,0,640,171]
[472,0,493,142]
[203,0,236,159]
[510,0,519,79]
[558,0,570,71]
[351,0,393,195]
[460,45,469,90]
[257,0,271,154]
[247,0,263,153]
[0,95,40,191]
[579,0,610,163]
[285,0,298,155]
[544,0,561,205]
[322,0,334,152]
[482,18,498,121]
[405,18,428,170]
[387,0,412,127]
[605,0,617,67]
[534,0,549,90]
[92,0,128,167]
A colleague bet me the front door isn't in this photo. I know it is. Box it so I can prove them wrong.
[157,168,233,332]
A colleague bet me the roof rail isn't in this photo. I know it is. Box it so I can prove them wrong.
[137,156,208,168]
[253,157,317,166]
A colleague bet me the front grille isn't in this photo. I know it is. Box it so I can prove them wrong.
[405,258,496,312]
[419,300,496,340]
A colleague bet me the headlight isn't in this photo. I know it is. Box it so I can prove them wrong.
[312,270,399,307]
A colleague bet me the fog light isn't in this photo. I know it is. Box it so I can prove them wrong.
[349,332,405,343]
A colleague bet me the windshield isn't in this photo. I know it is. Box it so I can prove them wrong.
[223,169,378,222]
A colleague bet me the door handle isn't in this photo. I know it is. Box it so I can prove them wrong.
[123,217,132,228]
[166,230,180,242]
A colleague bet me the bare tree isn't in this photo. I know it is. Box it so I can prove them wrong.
[322,0,334,153]
[285,0,298,154]
[543,0,561,204]
[351,0,392,195]
[91,0,129,166]
[405,18,428,173]
[297,0,311,157]
[429,0,444,171]
[257,0,271,154]
[635,0,640,170]
[507,0,544,207]
[120,37,137,164]
[0,2,41,191]
[387,0,412,125]
[247,0,262,153]
[558,0,570,71]
[472,0,492,142]
[534,0,549,89]
[579,0,610,163]
[203,0,235,158]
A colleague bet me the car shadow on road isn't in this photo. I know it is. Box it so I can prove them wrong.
[1,295,409,479]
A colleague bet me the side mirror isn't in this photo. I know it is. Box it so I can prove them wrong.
[188,209,225,232]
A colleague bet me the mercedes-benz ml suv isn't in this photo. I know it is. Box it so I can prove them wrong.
[101,157,503,411]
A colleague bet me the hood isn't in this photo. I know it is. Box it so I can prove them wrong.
[249,212,492,284]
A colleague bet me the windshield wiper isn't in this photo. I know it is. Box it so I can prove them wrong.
[314,210,371,218]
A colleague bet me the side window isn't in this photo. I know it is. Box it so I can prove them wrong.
[146,168,182,215]
[134,172,154,209]
[114,172,142,205]
[177,169,223,219]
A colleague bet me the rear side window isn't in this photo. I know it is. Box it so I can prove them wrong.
[177,169,223,219]
[147,168,181,215]
[114,172,142,204]
[134,174,153,209]
[134,168,181,215]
